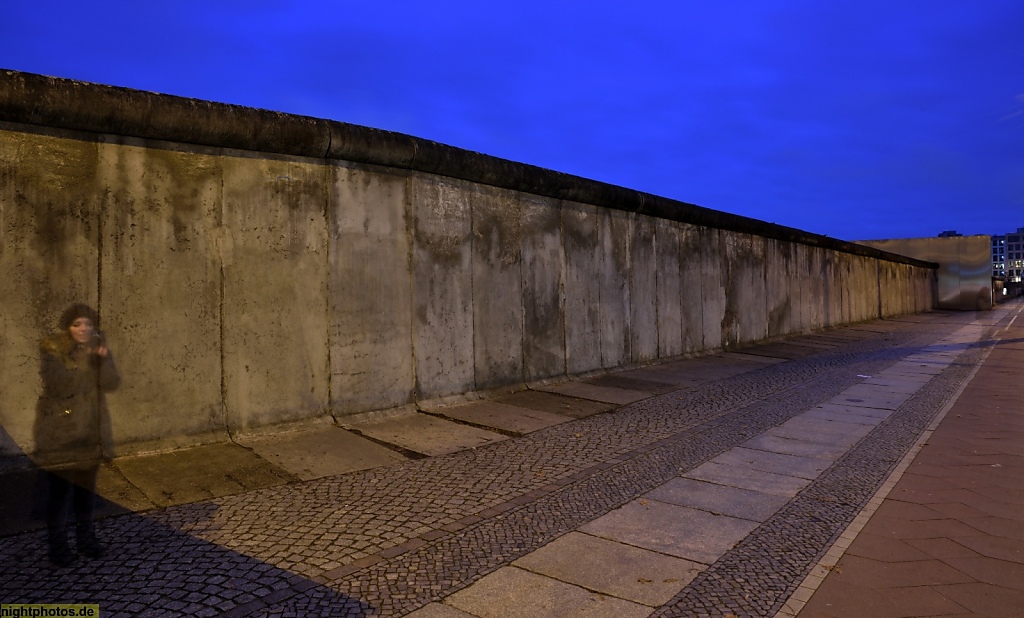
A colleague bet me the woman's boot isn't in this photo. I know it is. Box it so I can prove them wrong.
[76,522,105,559]
[47,526,77,567]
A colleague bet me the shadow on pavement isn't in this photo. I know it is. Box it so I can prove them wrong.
[0,427,376,617]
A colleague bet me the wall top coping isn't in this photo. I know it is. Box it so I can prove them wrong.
[0,68,935,268]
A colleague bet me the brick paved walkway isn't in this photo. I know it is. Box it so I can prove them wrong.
[1,303,1018,617]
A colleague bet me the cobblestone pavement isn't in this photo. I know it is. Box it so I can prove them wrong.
[0,309,1010,617]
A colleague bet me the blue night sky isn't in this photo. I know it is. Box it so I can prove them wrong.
[3,1,1022,241]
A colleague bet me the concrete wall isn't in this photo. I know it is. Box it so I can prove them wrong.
[0,70,937,458]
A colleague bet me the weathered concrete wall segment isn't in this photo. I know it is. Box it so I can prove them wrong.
[0,70,936,457]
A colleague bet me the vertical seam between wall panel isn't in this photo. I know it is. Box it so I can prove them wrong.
[598,207,605,369]
[625,213,633,364]
[877,261,883,318]
[96,193,103,320]
[653,218,661,359]
[406,175,419,402]
[219,173,230,440]
[324,161,332,419]
[677,223,686,354]
[518,194,526,384]
[96,182,106,456]
[468,183,478,394]
[763,239,769,339]
[561,201,569,376]
[322,131,333,417]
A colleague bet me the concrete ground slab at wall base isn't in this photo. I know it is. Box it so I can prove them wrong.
[237,426,408,481]
[0,464,152,536]
[491,390,616,418]
[612,366,707,389]
[740,342,824,360]
[781,336,843,349]
[426,401,573,435]
[95,463,156,513]
[346,413,507,457]
[0,468,46,536]
[717,351,788,365]
[534,381,650,405]
[405,604,479,618]
[582,374,678,394]
[113,443,297,507]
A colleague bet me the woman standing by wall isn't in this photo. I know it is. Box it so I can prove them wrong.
[33,304,120,566]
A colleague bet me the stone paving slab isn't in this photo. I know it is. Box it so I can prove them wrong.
[444,567,652,618]
[709,446,832,480]
[238,425,408,481]
[114,442,297,507]
[873,366,935,382]
[803,403,891,424]
[883,360,947,376]
[761,424,863,449]
[428,400,572,435]
[580,499,759,564]
[490,390,615,418]
[778,415,874,440]
[741,433,852,460]
[831,384,913,410]
[684,461,812,497]
[534,381,651,405]
[512,531,703,606]
[347,412,508,456]
[856,375,924,393]
[643,477,791,522]
[812,401,896,421]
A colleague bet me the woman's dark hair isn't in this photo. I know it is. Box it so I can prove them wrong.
[59,303,99,330]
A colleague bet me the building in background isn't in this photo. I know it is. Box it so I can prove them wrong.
[992,227,1024,283]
